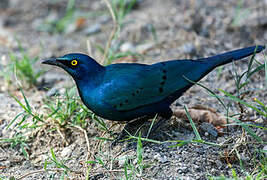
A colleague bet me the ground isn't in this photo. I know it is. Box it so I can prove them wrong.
[0,0,266,179]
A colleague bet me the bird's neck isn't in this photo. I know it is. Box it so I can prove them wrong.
[74,68,105,102]
[75,69,104,88]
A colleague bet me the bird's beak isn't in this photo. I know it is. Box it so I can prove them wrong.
[42,58,61,66]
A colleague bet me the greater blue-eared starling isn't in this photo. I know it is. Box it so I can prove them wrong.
[42,45,265,125]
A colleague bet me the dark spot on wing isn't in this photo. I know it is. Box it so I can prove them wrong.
[158,66,167,94]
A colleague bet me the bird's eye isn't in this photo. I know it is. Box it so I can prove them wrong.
[71,59,78,66]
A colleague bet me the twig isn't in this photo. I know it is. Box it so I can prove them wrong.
[91,121,119,160]
[56,127,69,145]
[102,0,118,65]
[86,38,92,57]
[88,168,124,179]
[91,169,124,173]
[103,0,116,23]
[17,168,83,180]
[73,125,91,161]
[238,94,246,121]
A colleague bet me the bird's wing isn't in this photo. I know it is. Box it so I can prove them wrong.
[99,63,174,111]
[99,60,210,111]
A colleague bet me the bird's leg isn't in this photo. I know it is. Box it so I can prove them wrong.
[110,115,151,147]
[119,108,173,151]
[145,107,173,139]
[111,108,173,148]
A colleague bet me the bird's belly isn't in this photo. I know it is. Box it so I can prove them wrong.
[82,96,167,121]
[79,87,169,121]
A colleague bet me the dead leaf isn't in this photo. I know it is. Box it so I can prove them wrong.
[173,105,231,127]
[75,17,86,30]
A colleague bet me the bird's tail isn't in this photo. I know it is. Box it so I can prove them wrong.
[200,45,265,67]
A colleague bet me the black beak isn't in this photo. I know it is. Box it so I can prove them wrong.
[42,58,60,66]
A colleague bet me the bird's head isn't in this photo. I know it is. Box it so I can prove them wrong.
[42,53,104,80]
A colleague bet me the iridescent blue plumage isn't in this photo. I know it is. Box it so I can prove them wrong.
[42,45,265,121]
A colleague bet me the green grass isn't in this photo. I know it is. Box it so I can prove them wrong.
[123,133,147,179]
[85,132,149,180]
[208,159,267,180]
[0,40,44,88]
[195,47,266,179]
[44,87,92,128]
[39,0,77,34]
[232,0,250,27]
[0,88,44,159]
[38,0,105,34]
[43,148,71,179]
[111,0,138,32]
[1,87,91,157]
[98,0,143,65]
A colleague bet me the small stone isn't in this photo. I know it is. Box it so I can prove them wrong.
[98,15,111,24]
[215,160,222,167]
[180,42,196,55]
[33,154,48,164]
[154,153,168,163]
[1,160,11,167]
[255,118,263,123]
[120,42,135,52]
[217,136,226,144]
[46,87,59,97]
[136,43,154,53]
[178,166,188,173]
[65,24,77,34]
[84,23,101,35]
[61,146,72,158]
[200,122,218,137]
[118,155,128,166]
[159,156,168,163]
[133,158,138,165]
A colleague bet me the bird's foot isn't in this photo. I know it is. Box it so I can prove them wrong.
[110,116,169,150]
[110,119,147,148]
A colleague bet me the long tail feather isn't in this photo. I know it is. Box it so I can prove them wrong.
[201,45,265,67]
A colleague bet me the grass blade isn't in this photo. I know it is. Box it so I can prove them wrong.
[219,89,266,117]
[184,105,202,141]
[183,76,227,111]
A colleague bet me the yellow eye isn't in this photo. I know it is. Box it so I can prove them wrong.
[71,59,78,66]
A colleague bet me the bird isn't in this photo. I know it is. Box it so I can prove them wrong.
[42,45,265,139]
